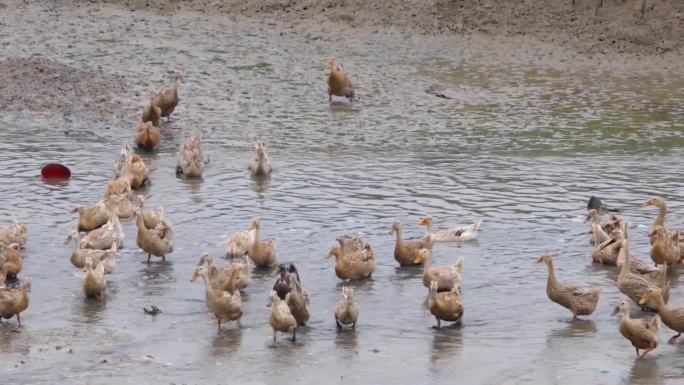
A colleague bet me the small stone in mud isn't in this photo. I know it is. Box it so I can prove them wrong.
[55,345,63,350]
[68,348,74,353]
[144,305,162,315]
[100,359,107,363]
[371,348,380,353]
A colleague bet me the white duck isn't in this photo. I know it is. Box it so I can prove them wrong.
[417,215,481,242]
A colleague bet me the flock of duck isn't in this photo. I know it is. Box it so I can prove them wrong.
[0,58,682,356]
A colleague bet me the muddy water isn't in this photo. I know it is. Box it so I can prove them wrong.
[1,3,684,385]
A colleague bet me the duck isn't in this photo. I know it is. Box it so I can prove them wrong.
[641,197,668,243]
[192,265,242,332]
[80,212,124,250]
[0,277,30,326]
[285,276,310,327]
[141,91,161,128]
[247,216,276,268]
[249,138,272,177]
[231,257,252,290]
[649,225,680,267]
[103,177,132,200]
[326,234,376,280]
[640,288,684,345]
[70,201,110,232]
[137,196,174,241]
[176,133,205,177]
[612,299,660,359]
[417,215,481,242]
[154,71,182,121]
[0,215,27,249]
[106,193,135,219]
[617,245,670,312]
[616,238,666,286]
[225,216,258,258]
[585,209,622,245]
[0,243,22,279]
[134,120,161,151]
[123,154,150,190]
[82,256,107,299]
[268,290,297,342]
[534,253,601,321]
[591,225,626,265]
[113,143,132,178]
[195,252,241,293]
[421,249,463,293]
[326,56,354,102]
[273,264,300,300]
[389,220,432,266]
[427,281,464,329]
[334,286,358,330]
[135,208,173,263]
[64,230,117,273]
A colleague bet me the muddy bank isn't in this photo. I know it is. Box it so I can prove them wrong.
[67,0,684,60]
[0,58,130,119]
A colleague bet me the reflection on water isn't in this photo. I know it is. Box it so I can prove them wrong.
[0,1,683,385]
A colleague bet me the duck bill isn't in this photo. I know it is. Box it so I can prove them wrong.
[598,238,617,250]
[638,295,649,305]
[417,217,430,226]
[388,228,395,235]
[190,271,200,282]
[640,202,651,208]
[610,306,620,316]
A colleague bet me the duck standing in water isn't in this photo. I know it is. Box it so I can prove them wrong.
[154,71,182,122]
[326,56,354,102]
[249,138,272,177]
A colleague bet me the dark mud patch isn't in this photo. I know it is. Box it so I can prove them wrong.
[0,57,130,119]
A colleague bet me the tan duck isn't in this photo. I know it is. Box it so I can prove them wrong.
[82,256,107,299]
[585,209,622,245]
[176,133,205,177]
[534,253,601,321]
[334,286,358,330]
[154,71,182,121]
[65,231,117,273]
[0,243,22,279]
[249,138,272,177]
[113,143,132,178]
[616,239,666,286]
[417,215,481,242]
[192,265,242,332]
[135,209,173,262]
[80,211,124,250]
[134,120,161,151]
[389,220,432,266]
[268,290,297,342]
[591,225,626,265]
[103,177,132,200]
[247,217,276,268]
[124,154,150,189]
[141,91,161,128]
[285,276,310,327]
[640,288,684,344]
[225,216,258,258]
[0,215,27,248]
[196,252,241,294]
[231,257,252,290]
[138,196,174,241]
[106,193,135,219]
[421,249,463,293]
[612,299,660,359]
[0,277,30,326]
[617,246,669,312]
[326,234,376,280]
[428,281,463,329]
[649,226,680,267]
[70,201,110,232]
[326,56,354,102]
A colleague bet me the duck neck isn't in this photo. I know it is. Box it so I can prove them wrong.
[545,260,558,289]
[254,224,261,243]
[423,253,432,270]
[394,226,402,244]
[618,247,631,278]
[655,201,666,227]
[136,213,147,230]
[426,221,434,234]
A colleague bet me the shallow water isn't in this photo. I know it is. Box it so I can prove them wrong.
[1,3,684,385]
